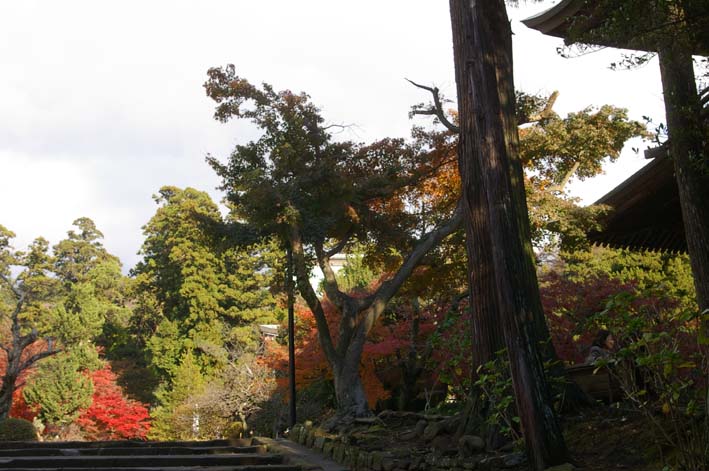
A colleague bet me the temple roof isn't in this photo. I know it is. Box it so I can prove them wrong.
[522,0,709,55]
[522,0,587,40]
[587,152,685,252]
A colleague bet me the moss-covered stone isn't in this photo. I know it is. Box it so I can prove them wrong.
[323,441,334,457]
[333,443,345,463]
[306,430,316,447]
[544,464,575,471]
[0,418,37,442]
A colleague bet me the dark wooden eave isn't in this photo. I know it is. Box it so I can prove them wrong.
[522,0,709,55]
[587,152,685,252]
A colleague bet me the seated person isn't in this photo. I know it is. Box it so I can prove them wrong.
[585,329,616,364]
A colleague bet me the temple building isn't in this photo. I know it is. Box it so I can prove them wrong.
[523,0,708,254]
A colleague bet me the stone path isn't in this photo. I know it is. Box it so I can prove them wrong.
[255,437,348,471]
[0,438,329,471]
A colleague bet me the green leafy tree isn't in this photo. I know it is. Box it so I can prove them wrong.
[47,218,130,370]
[149,350,206,440]
[23,354,93,427]
[0,219,126,420]
[205,66,462,420]
[519,100,649,253]
[132,186,282,381]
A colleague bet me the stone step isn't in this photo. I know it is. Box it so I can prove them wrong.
[0,453,284,468]
[0,467,301,471]
[0,446,266,457]
[0,440,233,450]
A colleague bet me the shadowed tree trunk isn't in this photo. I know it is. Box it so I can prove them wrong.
[449,1,568,468]
[657,43,709,338]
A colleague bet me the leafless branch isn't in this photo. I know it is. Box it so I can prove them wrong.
[527,90,559,123]
[549,161,580,192]
[323,123,355,133]
[406,78,460,134]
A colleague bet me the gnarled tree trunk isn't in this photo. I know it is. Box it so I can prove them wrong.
[331,323,370,419]
[289,207,462,422]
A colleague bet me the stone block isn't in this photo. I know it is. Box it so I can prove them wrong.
[458,435,485,457]
[414,420,427,437]
[501,451,526,467]
[371,451,384,471]
[422,421,445,441]
[298,429,308,445]
[323,441,333,457]
[544,464,576,471]
[357,451,370,469]
[333,443,345,463]
[306,431,316,448]
[382,456,396,471]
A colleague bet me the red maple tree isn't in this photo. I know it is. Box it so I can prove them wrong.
[76,365,150,440]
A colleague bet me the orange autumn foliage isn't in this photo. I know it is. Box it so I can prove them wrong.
[263,299,391,408]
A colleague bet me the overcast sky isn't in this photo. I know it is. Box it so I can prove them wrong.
[0,1,666,272]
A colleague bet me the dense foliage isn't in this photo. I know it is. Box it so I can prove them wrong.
[0,219,151,440]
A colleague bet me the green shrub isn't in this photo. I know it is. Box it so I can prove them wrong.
[0,418,38,441]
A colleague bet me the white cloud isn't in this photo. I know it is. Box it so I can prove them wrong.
[0,1,670,271]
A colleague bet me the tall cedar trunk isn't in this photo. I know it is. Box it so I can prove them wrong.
[464,163,504,372]
[494,0,590,410]
[657,45,709,338]
[449,1,568,468]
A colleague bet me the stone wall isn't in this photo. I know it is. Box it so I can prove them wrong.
[287,418,532,471]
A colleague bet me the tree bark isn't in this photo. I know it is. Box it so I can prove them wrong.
[0,361,20,420]
[449,1,568,468]
[460,143,503,374]
[331,322,371,419]
[289,205,462,420]
[657,45,709,338]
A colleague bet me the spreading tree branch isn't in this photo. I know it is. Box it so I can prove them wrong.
[527,90,559,123]
[19,347,61,373]
[406,79,460,133]
[325,226,354,258]
[360,200,464,330]
[549,161,580,192]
